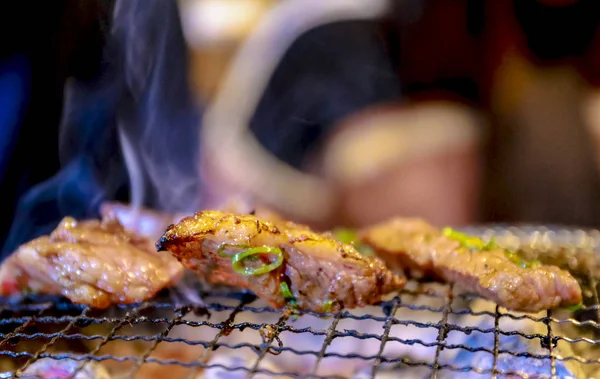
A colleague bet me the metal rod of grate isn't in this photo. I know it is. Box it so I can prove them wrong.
[0,288,596,378]
[1,226,599,378]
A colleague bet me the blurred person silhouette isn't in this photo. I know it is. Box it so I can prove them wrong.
[4,0,600,258]
[202,0,600,229]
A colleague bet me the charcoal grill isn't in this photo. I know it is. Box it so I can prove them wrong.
[2,226,600,379]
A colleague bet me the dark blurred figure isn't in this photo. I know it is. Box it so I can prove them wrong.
[206,0,600,228]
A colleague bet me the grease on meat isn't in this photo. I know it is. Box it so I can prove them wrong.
[0,216,183,308]
[157,211,405,312]
[359,218,582,312]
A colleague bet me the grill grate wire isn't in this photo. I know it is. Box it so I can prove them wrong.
[2,226,600,378]
[432,285,454,379]
[491,304,501,379]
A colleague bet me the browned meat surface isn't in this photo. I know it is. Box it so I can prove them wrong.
[157,210,405,312]
[0,216,183,308]
[359,218,582,312]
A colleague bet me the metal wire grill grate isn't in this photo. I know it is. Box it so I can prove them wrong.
[2,226,600,379]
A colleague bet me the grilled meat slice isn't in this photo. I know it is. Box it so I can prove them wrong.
[0,216,183,308]
[359,218,582,312]
[157,211,405,312]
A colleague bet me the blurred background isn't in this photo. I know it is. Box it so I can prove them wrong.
[2,0,600,254]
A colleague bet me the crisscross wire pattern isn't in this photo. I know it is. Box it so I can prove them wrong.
[1,226,600,379]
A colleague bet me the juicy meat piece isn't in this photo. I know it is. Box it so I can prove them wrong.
[359,218,582,312]
[0,216,183,308]
[157,211,405,312]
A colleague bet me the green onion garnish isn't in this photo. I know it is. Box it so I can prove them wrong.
[333,228,358,244]
[444,228,541,269]
[322,300,334,313]
[332,228,374,256]
[443,227,497,251]
[565,302,584,312]
[280,282,294,300]
[280,282,298,312]
[504,251,525,267]
[231,246,283,276]
[503,251,540,269]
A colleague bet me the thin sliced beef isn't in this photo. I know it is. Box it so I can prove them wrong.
[359,218,582,312]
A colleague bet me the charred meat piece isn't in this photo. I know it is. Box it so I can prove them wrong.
[0,216,183,308]
[359,218,582,312]
[157,211,405,312]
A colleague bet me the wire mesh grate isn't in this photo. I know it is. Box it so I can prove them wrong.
[2,226,600,378]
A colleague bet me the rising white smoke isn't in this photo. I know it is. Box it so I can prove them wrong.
[110,0,203,213]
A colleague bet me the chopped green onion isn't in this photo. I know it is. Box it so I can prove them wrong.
[444,228,541,269]
[332,228,374,256]
[280,282,294,300]
[217,243,250,257]
[280,282,299,312]
[565,302,584,312]
[443,227,496,251]
[322,300,334,313]
[333,228,358,244]
[504,251,540,269]
[504,251,524,267]
[231,247,283,276]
